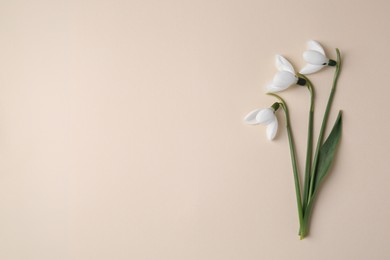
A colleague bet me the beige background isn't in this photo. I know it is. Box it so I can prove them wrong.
[1,0,390,259]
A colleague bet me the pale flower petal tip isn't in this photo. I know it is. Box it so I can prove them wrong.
[299,64,324,75]
[266,118,278,140]
[265,83,283,93]
[243,108,263,125]
[275,54,295,74]
[307,40,325,55]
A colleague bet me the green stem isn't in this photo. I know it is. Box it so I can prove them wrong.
[300,75,315,214]
[268,93,304,239]
[308,49,341,202]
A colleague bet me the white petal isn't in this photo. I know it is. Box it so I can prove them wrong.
[275,54,295,74]
[243,108,263,125]
[272,71,297,91]
[299,63,324,75]
[266,118,278,140]
[303,50,328,65]
[307,40,325,56]
[266,83,285,93]
[255,108,275,125]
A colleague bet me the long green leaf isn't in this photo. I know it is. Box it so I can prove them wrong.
[313,111,343,193]
[301,111,342,237]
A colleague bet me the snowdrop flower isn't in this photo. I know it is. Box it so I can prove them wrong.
[244,103,280,140]
[300,40,337,75]
[266,55,307,93]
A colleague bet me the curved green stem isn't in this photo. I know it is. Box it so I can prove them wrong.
[299,74,315,214]
[268,93,304,239]
[308,49,341,202]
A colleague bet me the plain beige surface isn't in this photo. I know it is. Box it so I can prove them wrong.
[1,0,390,259]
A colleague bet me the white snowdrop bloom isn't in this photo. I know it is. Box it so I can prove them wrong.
[300,40,337,75]
[244,103,280,140]
[266,55,307,93]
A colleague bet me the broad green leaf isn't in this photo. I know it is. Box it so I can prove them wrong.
[313,111,343,193]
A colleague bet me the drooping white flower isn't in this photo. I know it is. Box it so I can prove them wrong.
[266,55,307,93]
[300,40,337,75]
[244,104,279,140]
